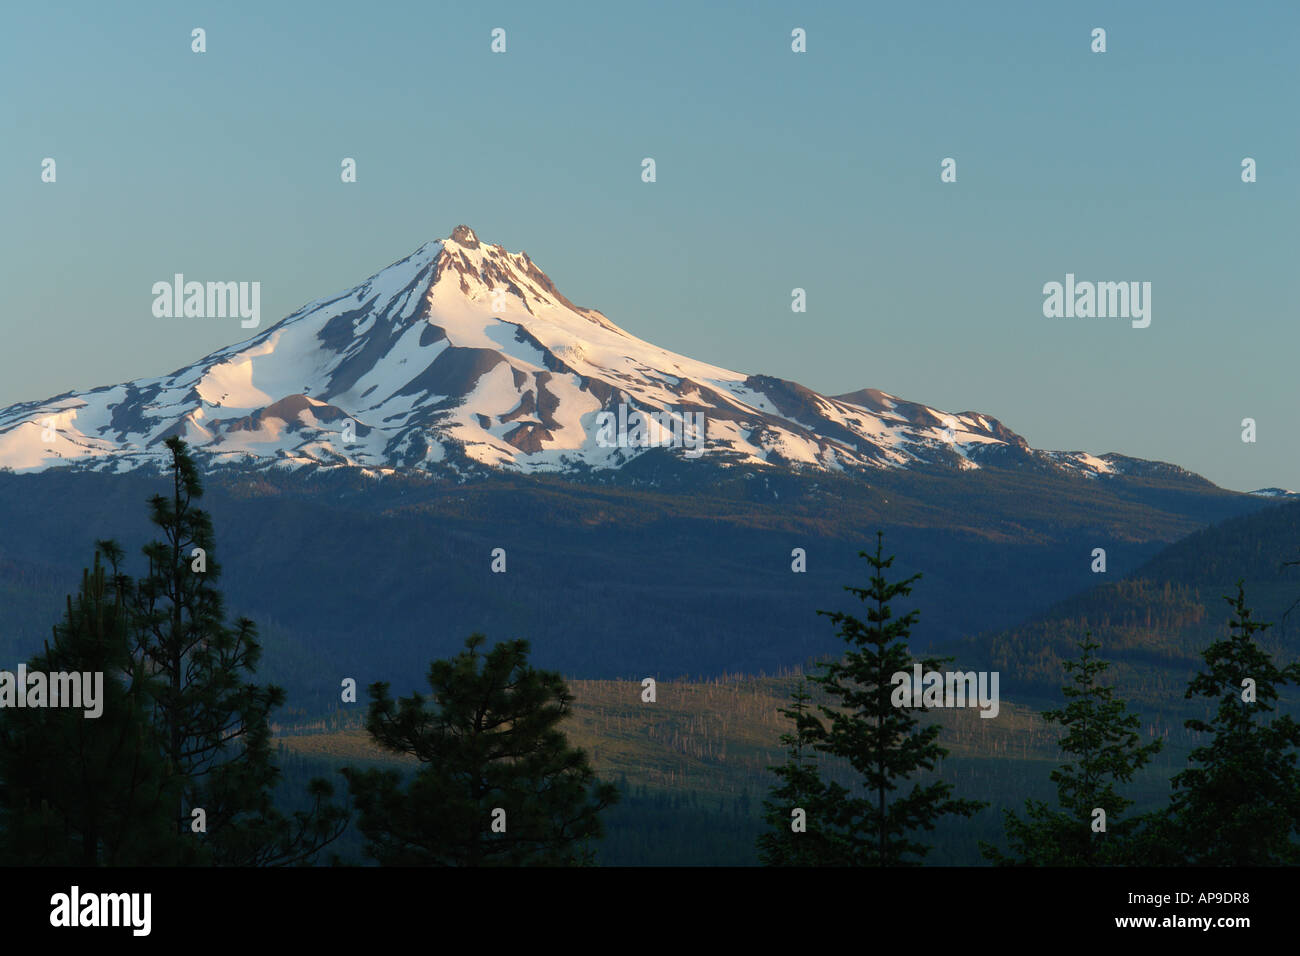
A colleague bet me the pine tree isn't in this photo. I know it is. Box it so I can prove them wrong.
[982,632,1162,865]
[757,679,847,865]
[0,549,178,865]
[809,531,985,865]
[343,634,619,865]
[120,437,346,864]
[1166,583,1300,864]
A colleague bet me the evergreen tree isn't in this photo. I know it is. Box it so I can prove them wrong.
[809,531,985,865]
[343,634,618,865]
[757,679,847,865]
[1166,583,1300,864]
[0,550,178,865]
[982,632,1162,866]
[119,437,346,864]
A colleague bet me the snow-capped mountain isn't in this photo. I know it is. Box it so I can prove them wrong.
[1249,488,1299,498]
[0,226,1207,483]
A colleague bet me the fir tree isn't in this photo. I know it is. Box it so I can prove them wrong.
[343,634,618,866]
[757,679,847,865]
[0,548,179,865]
[982,632,1162,866]
[1166,583,1300,864]
[809,531,985,865]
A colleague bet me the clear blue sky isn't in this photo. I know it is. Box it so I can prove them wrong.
[2,0,1296,491]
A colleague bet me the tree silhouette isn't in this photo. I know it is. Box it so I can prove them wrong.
[758,679,847,865]
[0,550,178,865]
[983,632,1162,865]
[1165,583,1300,864]
[344,634,618,865]
[807,532,985,865]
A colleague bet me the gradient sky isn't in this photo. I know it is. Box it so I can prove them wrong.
[2,0,1296,491]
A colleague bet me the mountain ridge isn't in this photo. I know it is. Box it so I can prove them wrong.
[0,226,1249,491]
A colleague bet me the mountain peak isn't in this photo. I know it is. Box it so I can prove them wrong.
[426,226,613,328]
[448,224,480,248]
[0,231,1236,490]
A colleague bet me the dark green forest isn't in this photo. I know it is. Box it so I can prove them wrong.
[0,452,1270,709]
[1,442,1298,865]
